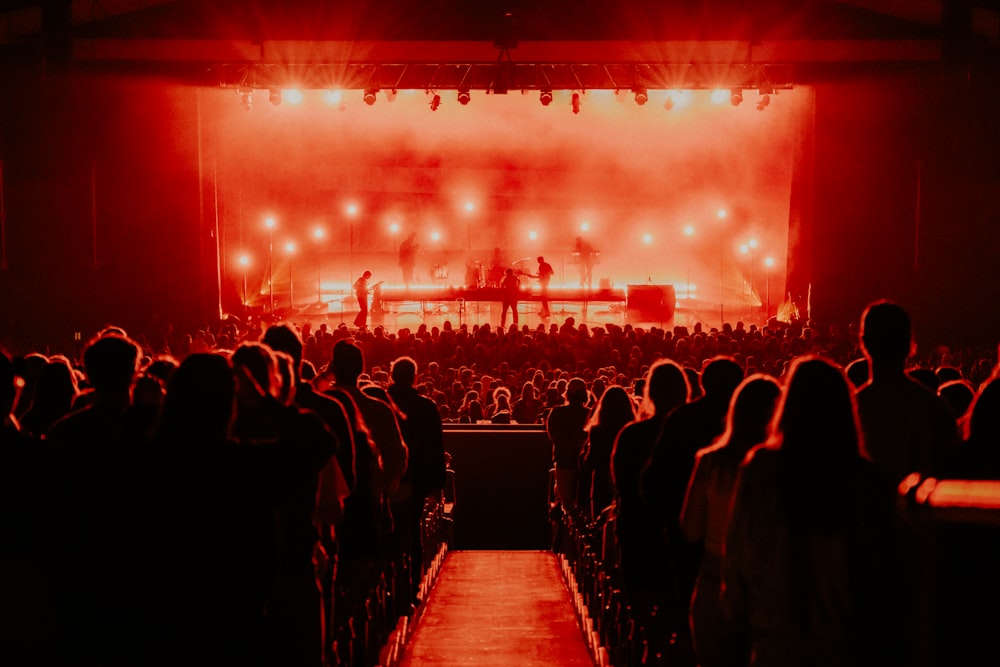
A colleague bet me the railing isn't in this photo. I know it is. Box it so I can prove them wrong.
[335,466,455,667]
[552,493,649,667]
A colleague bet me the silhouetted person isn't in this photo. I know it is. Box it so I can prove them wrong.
[935,370,1000,663]
[680,375,781,667]
[387,355,446,606]
[143,352,336,667]
[46,332,144,666]
[951,371,1000,478]
[234,340,347,667]
[547,377,591,511]
[19,356,78,439]
[353,270,373,329]
[722,357,901,667]
[0,349,67,665]
[582,385,636,520]
[642,354,744,654]
[611,359,689,654]
[324,339,406,662]
[512,381,542,424]
[573,236,597,288]
[487,246,506,287]
[938,378,976,427]
[531,256,555,318]
[500,268,520,328]
[855,300,957,484]
[399,232,419,289]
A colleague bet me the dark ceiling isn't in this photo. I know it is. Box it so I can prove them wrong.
[1,1,997,91]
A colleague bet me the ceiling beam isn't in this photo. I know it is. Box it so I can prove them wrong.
[72,38,943,65]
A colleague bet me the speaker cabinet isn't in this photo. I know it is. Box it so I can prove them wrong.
[627,284,676,322]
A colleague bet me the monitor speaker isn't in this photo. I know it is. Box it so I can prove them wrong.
[626,284,676,322]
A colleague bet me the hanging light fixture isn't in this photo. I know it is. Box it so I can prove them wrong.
[238,86,253,111]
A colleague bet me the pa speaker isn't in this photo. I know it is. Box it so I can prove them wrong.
[627,284,676,323]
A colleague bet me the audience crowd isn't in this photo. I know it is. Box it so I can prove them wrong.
[2,299,999,666]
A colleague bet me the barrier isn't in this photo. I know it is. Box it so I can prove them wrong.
[443,425,552,549]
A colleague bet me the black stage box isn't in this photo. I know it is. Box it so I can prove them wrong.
[626,284,676,323]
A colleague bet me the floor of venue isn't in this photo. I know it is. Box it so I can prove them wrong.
[399,551,593,667]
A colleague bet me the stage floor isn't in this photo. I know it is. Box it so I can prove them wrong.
[267,293,760,333]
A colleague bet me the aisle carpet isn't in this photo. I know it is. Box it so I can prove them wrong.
[399,550,594,667]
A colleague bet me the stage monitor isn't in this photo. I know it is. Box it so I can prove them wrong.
[627,284,676,323]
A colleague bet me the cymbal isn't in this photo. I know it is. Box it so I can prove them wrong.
[512,257,533,264]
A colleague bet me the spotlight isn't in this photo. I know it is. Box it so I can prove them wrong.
[363,89,378,105]
[571,92,581,114]
[430,93,441,111]
[633,87,648,106]
[730,89,743,106]
[457,89,471,105]
[269,89,282,106]
[539,89,553,106]
[238,87,253,111]
[756,92,771,111]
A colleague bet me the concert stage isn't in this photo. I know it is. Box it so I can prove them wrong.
[377,285,627,305]
[363,284,681,328]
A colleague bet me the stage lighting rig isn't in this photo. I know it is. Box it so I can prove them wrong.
[756,86,774,110]
[730,88,743,106]
[430,93,441,111]
[363,89,378,105]
[539,89,553,106]
[457,89,471,105]
[571,92,581,114]
[238,86,253,111]
[633,87,648,105]
[268,89,281,106]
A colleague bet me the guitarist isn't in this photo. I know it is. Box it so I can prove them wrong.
[529,256,555,318]
[353,270,373,329]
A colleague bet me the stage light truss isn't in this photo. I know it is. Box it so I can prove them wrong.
[215,62,793,95]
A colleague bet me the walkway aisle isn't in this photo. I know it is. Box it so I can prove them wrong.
[399,551,595,667]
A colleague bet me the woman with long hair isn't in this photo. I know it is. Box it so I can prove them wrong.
[680,374,781,667]
[512,381,542,424]
[582,385,636,519]
[722,357,900,667]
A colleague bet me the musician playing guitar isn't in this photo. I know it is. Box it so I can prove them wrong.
[353,270,374,329]
[528,256,555,318]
